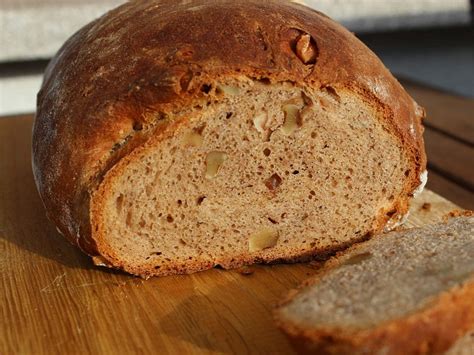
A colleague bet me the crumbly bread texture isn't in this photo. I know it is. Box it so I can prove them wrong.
[275,215,474,354]
[32,0,426,277]
[447,331,474,355]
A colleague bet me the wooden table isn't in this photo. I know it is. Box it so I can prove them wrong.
[1,83,473,354]
[400,79,474,210]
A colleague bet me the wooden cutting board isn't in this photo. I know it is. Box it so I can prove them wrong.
[0,116,469,354]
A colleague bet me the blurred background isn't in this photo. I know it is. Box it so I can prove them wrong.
[0,0,473,208]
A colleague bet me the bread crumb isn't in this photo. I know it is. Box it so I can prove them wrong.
[420,202,431,212]
[237,266,255,276]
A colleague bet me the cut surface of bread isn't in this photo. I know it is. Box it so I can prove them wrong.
[275,215,474,354]
[32,0,426,277]
[92,79,411,275]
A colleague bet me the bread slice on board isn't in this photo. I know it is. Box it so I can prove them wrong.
[32,0,426,277]
[275,214,474,354]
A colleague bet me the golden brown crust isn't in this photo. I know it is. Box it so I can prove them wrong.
[32,0,426,269]
[274,217,474,354]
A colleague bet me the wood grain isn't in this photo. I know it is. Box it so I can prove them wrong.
[402,79,474,146]
[0,116,468,355]
[424,128,474,191]
[427,171,474,210]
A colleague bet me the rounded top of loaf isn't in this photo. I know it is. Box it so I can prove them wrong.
[32,0,426,254]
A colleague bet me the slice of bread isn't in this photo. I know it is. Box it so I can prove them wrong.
[447,331,474,355]
[32,0,426,277]
[275,214,474,354]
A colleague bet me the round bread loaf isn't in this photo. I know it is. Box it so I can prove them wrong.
[32,0,427,277]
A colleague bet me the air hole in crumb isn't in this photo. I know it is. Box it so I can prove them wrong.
[293,170,299,175]
[177,200,182,206]
[197,196,206,205]
[386,210,397,217]
[194,124,206,135]
[126,211,132,226]
[116,194,124,213]
[311,132,317,139]
[263,148,271,156]
[166,215,174,223]
[226,112,233,119]
[322,86,341,102]
[268,217,278,224]
[310,190,316,195]
[201,84,212,94]
[405,170,410,177]
[133,121,143,131]
[154,265,161,269]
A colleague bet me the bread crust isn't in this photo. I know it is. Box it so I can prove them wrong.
[275,216,474,354]
[32,0,426,270]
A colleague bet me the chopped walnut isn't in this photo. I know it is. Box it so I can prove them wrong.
[182,131,203,147]
[249,228,279,252]
[265,173,282,190]
[205,151,227,179]
[295,34,317,64]
[216,84,240,95]
[281,104,302,135]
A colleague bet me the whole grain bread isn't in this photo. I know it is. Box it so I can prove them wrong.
[32,0,426,277]
[275,214,474,354]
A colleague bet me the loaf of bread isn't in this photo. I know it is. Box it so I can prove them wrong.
[275,214,474,354]
[32,0,426,277]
